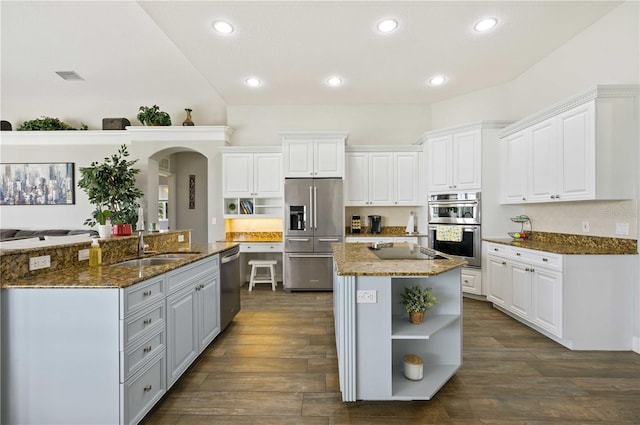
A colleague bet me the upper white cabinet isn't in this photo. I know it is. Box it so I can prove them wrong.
[425,129,481,193]
[499,85,639,204]
[222,150,282,198]
[344,147,420,206]
[281,132,348,178]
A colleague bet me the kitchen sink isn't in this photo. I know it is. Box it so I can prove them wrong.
[368,244,448,260]
[112,257,184,267]
[150,252,200,259]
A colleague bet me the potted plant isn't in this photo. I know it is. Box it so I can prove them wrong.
[136,105,172,126]
[17,116,88,130]
[400,285,437,324]
[78,144,143,237]
[96,209,112,238]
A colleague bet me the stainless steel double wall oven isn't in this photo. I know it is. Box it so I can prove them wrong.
[428,192,481,268]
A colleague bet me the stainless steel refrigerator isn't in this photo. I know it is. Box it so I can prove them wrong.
[284,178,343,290]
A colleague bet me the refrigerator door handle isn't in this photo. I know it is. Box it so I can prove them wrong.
[314,185,318,230]
[318,238,340,242]
[288,238,311,242]
[309,186,313,229]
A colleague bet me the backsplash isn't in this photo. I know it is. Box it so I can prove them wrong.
[523,199,637,239]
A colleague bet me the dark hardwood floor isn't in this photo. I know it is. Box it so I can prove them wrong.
[142,284,640,425]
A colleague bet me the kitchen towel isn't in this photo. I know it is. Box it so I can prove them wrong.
[436,225,463,242]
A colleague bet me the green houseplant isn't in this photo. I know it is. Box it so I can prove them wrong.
[18,116,88,130]
[137,105,172,126]
[400,285,437,324]
[78,144,143,236]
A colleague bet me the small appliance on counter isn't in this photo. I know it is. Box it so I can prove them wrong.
[350,215,361,233]
[368,215,382,234]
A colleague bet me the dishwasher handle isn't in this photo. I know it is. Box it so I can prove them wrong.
[287,253,333,259]
[221,251,240,264]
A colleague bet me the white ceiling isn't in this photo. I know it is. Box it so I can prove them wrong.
[1,1,622,107]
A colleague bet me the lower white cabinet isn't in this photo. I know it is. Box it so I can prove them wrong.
[461,267,482,296]
[484,242,634,350]
[1,255,220,425]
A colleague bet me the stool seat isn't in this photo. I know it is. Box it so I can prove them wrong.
[248,260,277,291]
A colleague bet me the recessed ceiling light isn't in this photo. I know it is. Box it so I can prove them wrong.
[212,20,234,34]
[377,18,398,33]
[428,75,447,86]
[245,77,262,87]
[326,76,343,87]
[474,17,497,32]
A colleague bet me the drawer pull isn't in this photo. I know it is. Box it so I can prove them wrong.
[143,318,152,325]
[143,290,152,297]
[501,261,506,265]
[493,248,498,251]
[143,384,153,392]
[143,345,152,353]
[525,267,530,272]
[530,268,535,273]
[542,258,548,262]
[516,252,521,256]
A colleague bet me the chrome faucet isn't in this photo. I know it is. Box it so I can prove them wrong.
[138,230,145,257]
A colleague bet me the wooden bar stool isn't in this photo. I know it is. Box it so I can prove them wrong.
[248,260,277,291]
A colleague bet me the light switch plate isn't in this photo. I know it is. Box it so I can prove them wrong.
[78,249,90,261]
[29,255,51,271]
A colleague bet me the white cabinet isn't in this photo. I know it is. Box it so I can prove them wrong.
[223,149,283,218]
[166,256,220,388]
[486,254,509,307]
[426,129,481,193]
[281,133,347,178]
[461,267,482,296]
[499,85,639,204]
[345,147,420,206]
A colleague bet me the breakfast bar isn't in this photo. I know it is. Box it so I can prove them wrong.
[332,242,466,402]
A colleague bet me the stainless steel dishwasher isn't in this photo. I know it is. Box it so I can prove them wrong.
[220,246,241,330]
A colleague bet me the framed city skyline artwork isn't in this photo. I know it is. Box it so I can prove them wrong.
[0,162,75,205]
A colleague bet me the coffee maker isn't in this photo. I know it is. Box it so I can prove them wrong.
[368,215,382,234]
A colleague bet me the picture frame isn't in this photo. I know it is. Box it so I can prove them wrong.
[0,162,75,205]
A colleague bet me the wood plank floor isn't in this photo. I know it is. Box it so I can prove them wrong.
[141,284,640,425]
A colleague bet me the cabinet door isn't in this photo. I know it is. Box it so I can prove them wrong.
[253,153,282,197]
[452,129,481,190]
[531,268,563,337]
[166,285,198,387]
[509,263,531,319]
[393,152,419,205]
[223,154,253,197]
[461,268,482,296]
[198,276,220,351]
[486,256,509,307]
[284,140,314,177]
[555,101,595,201]
[345,152,369,206]
[427,135,452,193]
[368,153,393,205]
[528,119,556,202]
[314,139,344,178]
[500,131,528,203]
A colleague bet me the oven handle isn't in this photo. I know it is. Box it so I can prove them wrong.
[287,254,333,258]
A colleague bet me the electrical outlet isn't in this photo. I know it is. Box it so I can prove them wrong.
[616,222,630,235]
[29,255,51,271]
[78,249,90,261]
[582,220,590,233]
[177,234,185,242]
[211,217,217,225]
[356,290,377,304]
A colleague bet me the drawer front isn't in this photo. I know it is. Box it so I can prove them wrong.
[167,256,219,293]
[121,327,165,382]
[122,276,165,319]
[123,352,166,425]
[240,242,283,252]
[510,247,562,271]
[393,237,418,244]
[122,301,165,349]
[486,242,509,258]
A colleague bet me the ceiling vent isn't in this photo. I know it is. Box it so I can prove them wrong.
[55,71,84,81]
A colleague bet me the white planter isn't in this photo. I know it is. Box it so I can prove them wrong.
[97,224,112,239]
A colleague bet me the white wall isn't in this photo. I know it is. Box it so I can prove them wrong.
[227,104,432,146]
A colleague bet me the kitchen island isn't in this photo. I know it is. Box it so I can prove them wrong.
[332,242,466,402]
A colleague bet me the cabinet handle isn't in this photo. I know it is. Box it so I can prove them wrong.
[143,290,152,297]
[143,345,152,353]
[525,267,530,272]
[550,195,555,199]
[530,268,535,273]
[493,248,498,251]
[516,252,521,256]
[464,279,469,283]
[501,261,506,265]
[143,384,153,392]
[542,258,548,262]
[522,197,526,201]
[143,318,152,325]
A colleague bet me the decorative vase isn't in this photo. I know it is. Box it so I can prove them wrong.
[182,108,194,126]
[409,310,425,325]
[403,354,424,381]
[112,224,132,236]
[97,224,112,239]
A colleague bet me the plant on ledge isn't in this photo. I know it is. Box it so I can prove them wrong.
[136,105,172,126]
[18,116,88,131]
[400,285,437,324]
[78,144,143,233]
